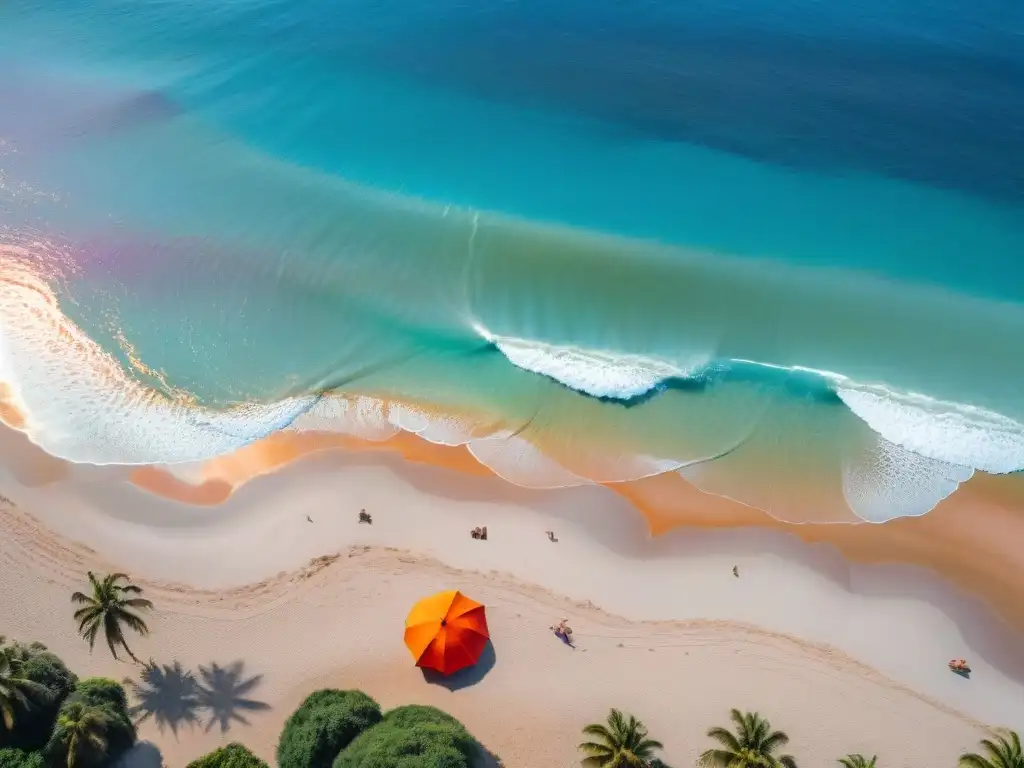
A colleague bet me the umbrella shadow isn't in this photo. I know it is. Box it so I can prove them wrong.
[420,641,496,691]
[195,660,271,732]
[124,660,202,737]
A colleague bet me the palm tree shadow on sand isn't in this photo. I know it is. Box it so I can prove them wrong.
[113,740,164,768]
[124,660,202,736]
[420,641,496,691]
[195,660,271,733]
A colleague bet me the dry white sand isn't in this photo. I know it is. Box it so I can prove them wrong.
[1,445,1022,767]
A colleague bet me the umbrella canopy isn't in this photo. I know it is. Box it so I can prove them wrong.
[404,590,489,676]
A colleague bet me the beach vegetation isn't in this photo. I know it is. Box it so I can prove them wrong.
[0,650,50,734]
[60,679,135,763]
[276,689,382,768]
[578,708,664,768]
[71,573,153,664]
[0,644,133,768]
[333,704,479,768]
[838,756,877,768]
[0,643,76,751]
[0,748,46,768]
[46,701,108,768]
[698,709,797,768]
[185,742,269,768]
[959,729,1024,768]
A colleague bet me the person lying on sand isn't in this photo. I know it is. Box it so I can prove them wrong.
[550,619,574,647]
[949,658,970,671]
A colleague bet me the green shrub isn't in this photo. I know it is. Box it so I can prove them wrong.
[185,743,269,768]
[46,679,136,767]
[0,645,77,751]
[333,705,477,768]
[70,679,128,711]
[72,679,135,765]
[277,690,382,768]
[0,748,45,768]
[380,706,463,730]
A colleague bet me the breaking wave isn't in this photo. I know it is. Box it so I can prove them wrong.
[472,323,707,400]
[0,240,1012,525]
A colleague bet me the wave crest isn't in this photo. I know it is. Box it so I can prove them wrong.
[838,383,1024,475]
[474,324,707,400]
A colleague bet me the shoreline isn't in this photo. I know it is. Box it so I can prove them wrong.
[0,498,1007,766]
[1,422,1023,720]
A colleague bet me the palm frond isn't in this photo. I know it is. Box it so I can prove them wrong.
[632,739,664,757]
[763,731,791,751]
[698,748,740,768]
[0,698,15,730]
[117,611,150,635]
[957,757,991,768]
[706,726,741,752]
[582,724,615,740]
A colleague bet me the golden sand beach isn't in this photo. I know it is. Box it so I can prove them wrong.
[1,420,1022,766]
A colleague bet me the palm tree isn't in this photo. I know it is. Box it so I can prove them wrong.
[51,702,108,768]
[579,708,664,767]
[698,709,797,768]
[0,645,50,729]
[839,756,877,768]
[71,572,153,663]
[960,729,1024,768]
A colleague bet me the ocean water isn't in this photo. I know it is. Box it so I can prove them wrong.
[1,0,1023,524]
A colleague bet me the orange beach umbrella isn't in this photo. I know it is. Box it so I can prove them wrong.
[404,590,489,676]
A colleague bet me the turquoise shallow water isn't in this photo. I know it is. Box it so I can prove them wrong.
[0,0,1022,523]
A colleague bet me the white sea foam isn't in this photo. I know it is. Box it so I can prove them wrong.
[0,248,317,464]
[841,436,973,523]
[386,403,483,446]
[838,383,1024,475]
[288,395,399,442]
[467,430,590,489]
[0,245,1015,524]
[474,324,705,400]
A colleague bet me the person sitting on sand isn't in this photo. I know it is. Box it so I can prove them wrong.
[546,530,558,542]
[471,526,488,540]
[949,658,970,671]
[358,509,372,524]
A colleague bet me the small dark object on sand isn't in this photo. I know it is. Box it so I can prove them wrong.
[358,509,372,524]
[306,515,313,523]
[733,565,739,577]
[949,659,971,678]
[546,530,558,543]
